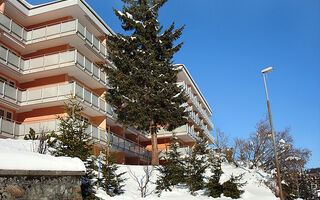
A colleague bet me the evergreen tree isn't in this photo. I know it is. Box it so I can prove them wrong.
[100,152,126,196]
[205,153,224,198]
[105,0,188,165]
[222,174,246,199]
[185,134,210,195]
[298,171,313,200]
[155,133,186,196]
[48,98,97,199]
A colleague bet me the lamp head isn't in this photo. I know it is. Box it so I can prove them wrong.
[261,67,274,73]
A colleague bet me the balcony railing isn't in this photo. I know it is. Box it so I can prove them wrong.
[0,80,20,104]
[179,81,214,130]
[0,80,116,117]
[0,45,108,87]
[186,106,200,126]
[0,14,109,60]
[0,117,150,160]
[0,117,19,137]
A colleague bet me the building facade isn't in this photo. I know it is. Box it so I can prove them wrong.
[0,0,214,164]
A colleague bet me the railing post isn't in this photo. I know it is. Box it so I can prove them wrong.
[0,117,2,134]
[40,87,43,102]
[74,49,77,64]
[9,19,12,32]
[59,22,62,35]
[1,82,4,97]
[83,55,85,70]
[90,92,92,106]
[12,121,16,138]
[91,34,93,47]
[5,49,8,64]
[75,19,78,33]
[15,87,18,103]
[82,85,84,102]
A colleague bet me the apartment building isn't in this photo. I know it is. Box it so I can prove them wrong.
[0,0,214,164]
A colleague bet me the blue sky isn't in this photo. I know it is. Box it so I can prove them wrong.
[28,0,320,168]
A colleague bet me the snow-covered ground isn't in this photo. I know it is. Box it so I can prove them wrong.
[0,139,277,199]
[96,163,278,200]
[0,139,85,171]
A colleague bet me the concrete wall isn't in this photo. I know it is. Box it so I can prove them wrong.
[0,170,83,200]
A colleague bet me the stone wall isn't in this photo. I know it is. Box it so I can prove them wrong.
[0,170,84,200]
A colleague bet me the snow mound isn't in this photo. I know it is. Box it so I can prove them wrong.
[96,164,278,200]
[0,139,85,172]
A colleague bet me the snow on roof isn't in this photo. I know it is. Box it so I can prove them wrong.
[0,139,85,172]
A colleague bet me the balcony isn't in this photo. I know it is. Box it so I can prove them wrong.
[159,146,192,159]
[152,124,200,143]
[0,45,108,88]
[0,117,150,160]
[179,81,214,130]
[186,106,200,126]
[0,80,117,117]
[0,14,109,62]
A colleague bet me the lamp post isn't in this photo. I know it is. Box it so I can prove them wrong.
[261,67,284,200]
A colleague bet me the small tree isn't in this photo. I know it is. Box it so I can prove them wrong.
[205,153,224,198]
[105,0,188,165]
[185,134,210,195]
[128,166,154,198]
[155,133,186,196]
[48,98,97,199]
[100,152,126,196]
[24,128,49,154]
[222,174,246,199]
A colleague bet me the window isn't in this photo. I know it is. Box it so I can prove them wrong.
[0,109,4,118]
[0,108,13,121]
[0,76,15,87]
[6,111,12,121]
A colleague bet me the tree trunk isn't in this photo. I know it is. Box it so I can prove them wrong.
[151,127,159,165]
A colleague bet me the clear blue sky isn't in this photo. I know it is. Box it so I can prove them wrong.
[28,0,320,168]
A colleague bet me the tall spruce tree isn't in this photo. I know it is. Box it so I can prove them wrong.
[105,0,188,165]
[48,99,97,199]
[155,133,186,196]
[185,134,210,195]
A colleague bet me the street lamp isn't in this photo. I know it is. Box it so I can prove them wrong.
[261,67,284,200]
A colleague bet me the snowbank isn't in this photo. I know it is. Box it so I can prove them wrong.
[0,139,85,172]
[96,164,278,200]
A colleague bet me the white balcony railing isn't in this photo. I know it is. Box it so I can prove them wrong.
[0,117,151,159]
[0,45,108,87]
[0,117,19,137]
[0,14,109,60]
[179,81,214,130]
[0,80,20,104]
[0,80,116,117]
